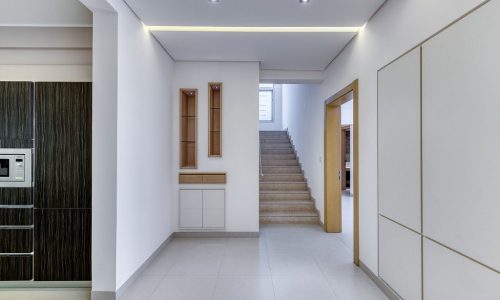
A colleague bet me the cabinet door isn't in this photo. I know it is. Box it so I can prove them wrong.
[0,256,32,281]
[0,82,33,141]
[35,82,92,209]
[378,47,421,232]
[203,190,224,228]
[422,0,500,271]
[179,190,202,228]
[379,216,421,300]
[34,209,91,281]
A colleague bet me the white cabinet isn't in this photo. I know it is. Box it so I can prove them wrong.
[379,216,422,300]
[378,47,421,233]
[179,188,225,229]
[179,190,203,228]
[422,0,500,271]
[424,238,500,300]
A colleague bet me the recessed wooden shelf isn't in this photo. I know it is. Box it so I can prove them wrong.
[180,89,198,169]
[179,173,227,184]
[208,83,222,157]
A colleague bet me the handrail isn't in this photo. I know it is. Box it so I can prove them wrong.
[259,142,264,177]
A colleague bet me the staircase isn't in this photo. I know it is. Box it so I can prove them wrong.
[259,131,320,224]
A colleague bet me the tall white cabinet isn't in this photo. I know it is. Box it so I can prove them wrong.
[378,1,500,298]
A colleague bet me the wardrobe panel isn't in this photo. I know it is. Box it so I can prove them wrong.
[379,216,421,300]
[35,82,92,209]
[422,0,500,271]
[0,229,33,253]
[378,47,421,232]
[0,188,32,205]
[424,238,500,300]
[0,82,33,140]
[34,209,91,281]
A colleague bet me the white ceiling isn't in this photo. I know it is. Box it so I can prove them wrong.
[0,0,92,27]
[126,0,384,70]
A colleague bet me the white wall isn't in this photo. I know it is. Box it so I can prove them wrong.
[113,0,175,290]
[259,84,283,131]
[173,61,260,233]
[282,0,486,275]
[82,0,176,293]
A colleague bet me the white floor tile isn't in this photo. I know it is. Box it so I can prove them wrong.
[272,275,338,300]
[120,275,163,300]
[150,275,217,300]
[267,249,323,276]
[326,264,387,300]
[213,276,275,300]
[219,249,271,275]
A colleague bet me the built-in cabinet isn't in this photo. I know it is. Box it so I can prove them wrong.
[378,1,500,298]
[179,188,225,229]
[0,81,91,282]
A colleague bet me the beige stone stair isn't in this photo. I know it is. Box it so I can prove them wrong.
[259,131,319,224]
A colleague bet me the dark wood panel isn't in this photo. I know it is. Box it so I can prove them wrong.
[34,209,91,281]
[0,138,33,149]
[0,188,32,205]
[35,82,92,209]
[0,82,33,140]
[0,256,33,281]
[0,208,32,226]
[0,229,33,253]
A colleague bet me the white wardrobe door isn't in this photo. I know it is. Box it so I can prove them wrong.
[379,216,422,300]
[179,190,203,228]
[422,0,500,271]
[424,238,500,300]
[378,47,421,232]
[203,190,225,228]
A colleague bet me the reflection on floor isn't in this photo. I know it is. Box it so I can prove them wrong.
[121,225,387,300]
[340,190,354,251]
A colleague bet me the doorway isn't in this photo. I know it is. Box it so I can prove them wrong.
[324,80,359,265]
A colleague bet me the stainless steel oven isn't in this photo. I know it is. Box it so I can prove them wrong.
[0,148,32,188]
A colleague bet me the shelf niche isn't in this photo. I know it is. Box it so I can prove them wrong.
[180,89,198,169]
[208,83,222,157]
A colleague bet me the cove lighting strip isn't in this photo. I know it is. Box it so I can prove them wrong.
[145,26,361,33]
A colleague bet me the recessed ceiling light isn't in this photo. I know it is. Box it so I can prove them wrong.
[209,0,220,3]
[299,0,309,3]
[145,26,360,33]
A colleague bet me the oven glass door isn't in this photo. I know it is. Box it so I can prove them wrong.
[0,157,10,178]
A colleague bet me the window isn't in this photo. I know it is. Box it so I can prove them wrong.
[259,84,274,122]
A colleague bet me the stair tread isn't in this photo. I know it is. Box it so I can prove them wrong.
[260,190,310,194]
[260,200,313,205]
[260,211,318,217]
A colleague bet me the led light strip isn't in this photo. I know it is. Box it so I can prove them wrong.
[145,26,361,33]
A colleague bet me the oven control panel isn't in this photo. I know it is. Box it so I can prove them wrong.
[14,155,25,181]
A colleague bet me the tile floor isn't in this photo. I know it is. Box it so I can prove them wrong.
[121,225,387,300]
[340,190,354,251]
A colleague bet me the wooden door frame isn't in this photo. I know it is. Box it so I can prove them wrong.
[324,79,359,266]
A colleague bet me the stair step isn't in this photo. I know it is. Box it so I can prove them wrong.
[260,201,315,212]
[261,144,293,149]
[261,149,295,154]
[261,154,296,160]
[259,211,319,224]
[260,182,307,191]
[262,166,302,174]
[261,159,299,166]
[260,174,305,182]
[260,191,310,201]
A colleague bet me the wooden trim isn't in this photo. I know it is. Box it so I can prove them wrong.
[179,173,227,184]
[324,79,360,266]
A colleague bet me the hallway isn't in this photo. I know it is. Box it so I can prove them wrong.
[121,225,386,300]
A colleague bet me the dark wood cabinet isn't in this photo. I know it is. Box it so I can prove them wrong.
[34,209,91,281]
[0,229,33,253]
[0,256,32,281]
[0,82,33,141]
[0,188,32,205]
[0,208,32,226]
[35,82,92,209]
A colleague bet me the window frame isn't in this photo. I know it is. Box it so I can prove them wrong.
[259,84,274,123]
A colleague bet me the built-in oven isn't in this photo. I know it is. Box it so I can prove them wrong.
[0,148,32,188]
